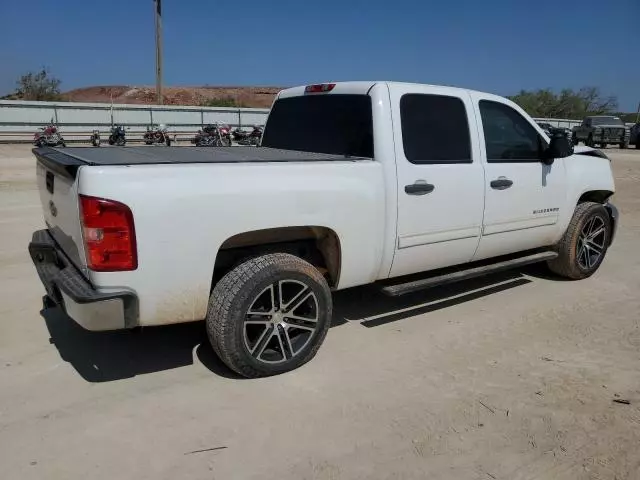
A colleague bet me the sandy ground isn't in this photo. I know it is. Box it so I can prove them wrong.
[1,144,640,480]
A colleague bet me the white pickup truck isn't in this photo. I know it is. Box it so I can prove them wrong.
[29,81,618,378]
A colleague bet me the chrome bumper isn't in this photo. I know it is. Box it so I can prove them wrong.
[28,229,138,331]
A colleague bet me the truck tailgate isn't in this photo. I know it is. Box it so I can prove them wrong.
[33,147,88,272]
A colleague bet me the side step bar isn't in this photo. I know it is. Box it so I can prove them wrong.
[381,251,558,297]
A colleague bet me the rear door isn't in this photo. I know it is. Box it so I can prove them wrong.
[389,85,486,278]
[35,151,87,271]
[470,94,567,260]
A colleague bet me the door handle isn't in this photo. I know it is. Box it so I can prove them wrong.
[490,177,513,190]
[405,180,435,195]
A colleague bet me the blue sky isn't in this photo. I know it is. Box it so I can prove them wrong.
[1,0,638,110]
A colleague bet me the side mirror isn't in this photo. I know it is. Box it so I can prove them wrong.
[543,134,572,164]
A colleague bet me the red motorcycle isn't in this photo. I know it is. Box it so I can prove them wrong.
[143,124,171,146]
[34,124,66,147]
[193,123,232,147]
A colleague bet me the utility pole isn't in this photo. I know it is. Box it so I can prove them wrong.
[154,0,163,105]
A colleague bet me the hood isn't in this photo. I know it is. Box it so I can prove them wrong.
[573,145,609,159]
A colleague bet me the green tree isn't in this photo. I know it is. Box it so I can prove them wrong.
[13,68,62,101]
[508,87,618,119]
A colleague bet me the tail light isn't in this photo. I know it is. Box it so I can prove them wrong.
[79,195,137,271]
[304,83,336,93]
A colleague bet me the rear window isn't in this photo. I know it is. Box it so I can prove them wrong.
[261,95,373,157]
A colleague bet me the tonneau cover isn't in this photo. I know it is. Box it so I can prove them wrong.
[38,146,366,166]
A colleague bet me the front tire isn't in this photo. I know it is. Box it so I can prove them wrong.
[547,202,611,279]
[206,253,332,378]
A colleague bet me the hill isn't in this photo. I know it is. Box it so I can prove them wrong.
[60,85,283,108]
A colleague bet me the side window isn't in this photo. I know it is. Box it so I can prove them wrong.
[400,94,472,164]
[479,100,543,162]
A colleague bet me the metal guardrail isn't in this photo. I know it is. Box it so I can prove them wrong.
[0,99,270,143]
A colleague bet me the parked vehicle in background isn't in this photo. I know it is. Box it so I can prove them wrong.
[537,122,573,142]
[143,124,171,146]
[572,116,629,148]
[629,123,640,149]
[537,122,554,136]
[33,124,65,147]
[233,125,263,146]
[90,129,101,147]
[108,125,126,146]
[28,81,618,378]
[193,123,231,146]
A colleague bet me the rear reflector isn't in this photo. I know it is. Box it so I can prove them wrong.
[79,195,137,271]
[304,83,336,93]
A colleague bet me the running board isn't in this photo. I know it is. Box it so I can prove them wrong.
[381,251,558,297]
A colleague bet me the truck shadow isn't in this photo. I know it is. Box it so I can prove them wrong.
[42,270,532,383]
[333,270,531,327]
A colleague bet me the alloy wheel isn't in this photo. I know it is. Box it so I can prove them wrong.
[577,215,606,269]
[243,280,319,364]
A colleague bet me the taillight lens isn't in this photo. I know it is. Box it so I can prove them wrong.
[304,83,336,93]
[79,195,137,271]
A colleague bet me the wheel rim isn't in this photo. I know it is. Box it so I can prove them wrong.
[577,215,606,269]
[243,280,319,364]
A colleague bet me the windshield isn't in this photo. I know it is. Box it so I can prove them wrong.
[591,117,624,126]
[261,94,373,157]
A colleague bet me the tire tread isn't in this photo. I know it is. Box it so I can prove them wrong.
[207,253,331,378]
[547,201,609,279]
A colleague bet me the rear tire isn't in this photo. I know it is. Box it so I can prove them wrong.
[206,253,332,378]
[547,202,611,280]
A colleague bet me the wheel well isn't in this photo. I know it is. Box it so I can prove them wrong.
[212,226,341,289]
[578,190,613,204]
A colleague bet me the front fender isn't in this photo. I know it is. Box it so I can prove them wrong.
[555,152,615,242]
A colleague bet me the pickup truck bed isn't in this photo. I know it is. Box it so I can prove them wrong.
[35,146,363,171]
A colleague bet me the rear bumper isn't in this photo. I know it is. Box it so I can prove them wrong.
[28,229,138,331]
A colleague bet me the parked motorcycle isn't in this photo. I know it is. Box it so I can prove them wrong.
[143,124,171,146]
[108,125,127,146]
[33,124,66,147]
[193,123,231,147]
[232,125,263,146]
[90,129,101,147]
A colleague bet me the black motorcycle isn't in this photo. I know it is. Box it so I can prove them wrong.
[90,129,101,147]
[108,125,126,146]
[232,125,263,146]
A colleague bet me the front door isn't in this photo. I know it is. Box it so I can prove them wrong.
[470,95,567,261]
[389,85,486,278]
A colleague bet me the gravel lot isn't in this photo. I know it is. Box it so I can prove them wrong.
[1,144,640,480]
